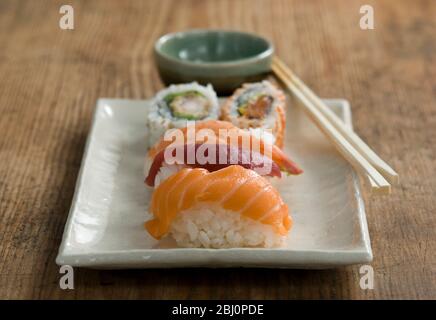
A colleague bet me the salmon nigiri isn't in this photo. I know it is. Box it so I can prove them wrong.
[145,165,292,248]
[146,120,302,175]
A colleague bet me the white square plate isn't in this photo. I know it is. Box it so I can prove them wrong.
[56,98,372,269]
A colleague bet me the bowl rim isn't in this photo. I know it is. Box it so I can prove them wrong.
[154,29,274,68]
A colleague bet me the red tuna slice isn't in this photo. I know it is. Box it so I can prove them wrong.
[145,143,282,187]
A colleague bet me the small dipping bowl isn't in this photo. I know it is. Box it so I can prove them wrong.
[154,30,274,95]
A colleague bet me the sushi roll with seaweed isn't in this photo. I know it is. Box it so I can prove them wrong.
[146,82,219,147]
[221,80,287,148]
[145,165,292,248]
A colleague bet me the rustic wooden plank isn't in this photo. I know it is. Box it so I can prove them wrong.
[0,0,434,299]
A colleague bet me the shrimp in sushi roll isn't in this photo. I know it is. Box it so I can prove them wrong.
[145,165,291,248]
[146,82,219,147]
[221,81,286,148]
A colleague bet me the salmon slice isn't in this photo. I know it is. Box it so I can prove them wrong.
[145,165,292,239]
[147,120,303,175]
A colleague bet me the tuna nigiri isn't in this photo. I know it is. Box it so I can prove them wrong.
[145,165,291,248]
[147,120,302,175]
[145,142,282,187]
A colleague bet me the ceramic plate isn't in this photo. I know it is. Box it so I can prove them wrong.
[56,98,372,269]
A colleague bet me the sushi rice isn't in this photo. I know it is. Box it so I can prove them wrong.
[169,204,286,248]
[146,82,219,147]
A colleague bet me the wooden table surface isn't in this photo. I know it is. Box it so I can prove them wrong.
[0,0,435,299]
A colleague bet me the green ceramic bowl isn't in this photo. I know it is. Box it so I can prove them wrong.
[154,30,274,95]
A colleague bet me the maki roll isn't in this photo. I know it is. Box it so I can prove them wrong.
[221,80,286,148]
[146,82,219,147]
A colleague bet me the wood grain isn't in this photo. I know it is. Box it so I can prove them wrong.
[0,0,435,299]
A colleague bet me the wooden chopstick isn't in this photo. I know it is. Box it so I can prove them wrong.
[273,57,399,185]
[272,58,392,194]
[273,58,399,193]
[273,58,379,190]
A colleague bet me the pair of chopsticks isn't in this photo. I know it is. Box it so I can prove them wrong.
[272,56,398,195]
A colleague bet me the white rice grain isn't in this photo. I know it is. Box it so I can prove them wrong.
[168,204,287,248]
